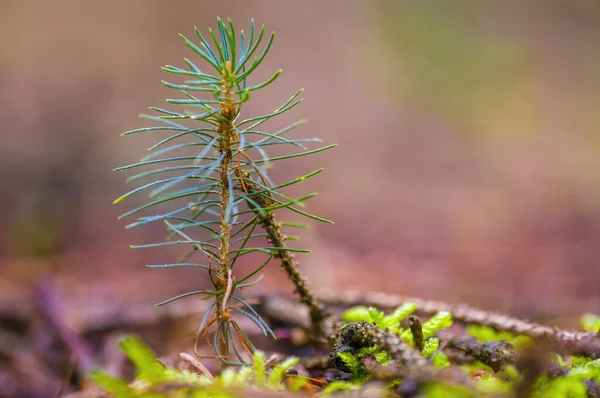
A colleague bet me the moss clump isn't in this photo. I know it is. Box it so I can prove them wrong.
[93,336,304,397]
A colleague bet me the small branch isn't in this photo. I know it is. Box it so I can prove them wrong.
[320,290,598,344]
[549,336,600,359]
[445,336,518,372]
[242,179,329,340]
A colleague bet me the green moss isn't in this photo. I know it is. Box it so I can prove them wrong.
[340,306,373,323]
[119,336,167,383]
[381,303,418,331]
[468,324,532,352]
[93,336,306,397]
[431,350,450,369]
[92,372,135,398]
[422,382,474,398]
[252,350,266,386]
[288,376,309,392]
[530,377,587,398]
[336,351,371,384]
[569,358,600,382]
[340,303,417,331]
[321,381,360,396]
[267,357,300,388]
[356,346,392,366]
[467,324,514,343]
[498,365,521,383]
[581,314,600,333]
[421,337,440,358]
[421,311,453,340]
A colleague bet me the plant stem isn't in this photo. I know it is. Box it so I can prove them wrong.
[408,315,424,352]
[242,178,329,339]
[215,62,237,330]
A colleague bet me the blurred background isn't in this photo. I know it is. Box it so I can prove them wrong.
[1,1,600,393]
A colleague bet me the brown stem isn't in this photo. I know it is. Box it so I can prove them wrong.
[408,315,424,352]
[214,61,237,358]
[241,178,329,340]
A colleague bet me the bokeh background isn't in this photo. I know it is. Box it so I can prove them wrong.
[2,0,600,338]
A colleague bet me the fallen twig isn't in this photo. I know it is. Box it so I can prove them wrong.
[320,290,598,343]
[445,336,518,372]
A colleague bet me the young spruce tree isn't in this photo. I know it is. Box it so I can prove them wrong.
[114,17,334,364]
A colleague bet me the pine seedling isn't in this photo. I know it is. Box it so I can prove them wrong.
[114,17,334,364]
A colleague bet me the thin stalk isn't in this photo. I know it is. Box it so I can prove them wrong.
[215,61,238,359]
[240,177,329,340]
